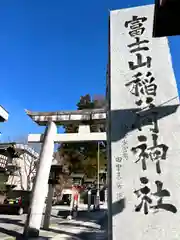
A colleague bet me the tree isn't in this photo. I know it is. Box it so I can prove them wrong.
[4,138,39,191]
[11,151,37,191]
[53,151,72,197]
[58,94,107,179]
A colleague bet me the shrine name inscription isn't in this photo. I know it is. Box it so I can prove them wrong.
[122,14,177,215]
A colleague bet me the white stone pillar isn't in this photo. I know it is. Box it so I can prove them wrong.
[105,188,108,202]
[24,121,57,237]
[87,190,91,212]
[43,184,54,230]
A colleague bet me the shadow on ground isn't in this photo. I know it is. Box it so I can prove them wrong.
[0,206,109,240]
[0,217,82,240]
[54,208,106,221]
[76,214,108,240]
[0,218,51,239]
[0,207,108,239]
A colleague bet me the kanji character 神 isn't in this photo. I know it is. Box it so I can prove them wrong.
[131,134,168,173]
[148,133,169,174]
[131,135,149,170]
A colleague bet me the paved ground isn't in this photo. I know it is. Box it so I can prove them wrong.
[0,203,107,239]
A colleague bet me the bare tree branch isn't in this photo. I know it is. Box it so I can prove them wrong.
[6,136,40,191]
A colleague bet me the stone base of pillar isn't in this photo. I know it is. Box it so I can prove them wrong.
[23,227,40,238]
[43,184,54,230]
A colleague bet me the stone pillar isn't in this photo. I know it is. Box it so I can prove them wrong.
[43,184,54,230]
[67,189,74,220]
[109,4,180,240]
[24,121,57,238]
[87,190,91,212]
[105,188,108,202]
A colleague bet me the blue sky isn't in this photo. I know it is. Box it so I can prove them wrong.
[0,0,180,141]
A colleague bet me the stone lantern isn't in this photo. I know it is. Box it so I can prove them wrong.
[48,164,62,185]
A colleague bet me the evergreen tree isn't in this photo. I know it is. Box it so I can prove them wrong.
[58,94,106,178]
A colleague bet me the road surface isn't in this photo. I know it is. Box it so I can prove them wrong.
[0,204,107,239]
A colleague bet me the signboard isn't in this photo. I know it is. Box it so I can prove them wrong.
[108,4,180,240]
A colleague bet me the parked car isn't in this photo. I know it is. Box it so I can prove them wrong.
[58,189,72,205]
[0,190,31,215]
[61,193,71,206]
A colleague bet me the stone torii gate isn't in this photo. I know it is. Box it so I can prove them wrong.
[23,108,106,238]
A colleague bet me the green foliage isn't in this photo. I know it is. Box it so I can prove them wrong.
[58,94,106,178]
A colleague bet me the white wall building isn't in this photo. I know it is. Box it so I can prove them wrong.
[0,143,39,191]
[7,146,39,191]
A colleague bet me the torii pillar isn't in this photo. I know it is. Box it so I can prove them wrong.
[24,121,57,237]
[23,109,106,238]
